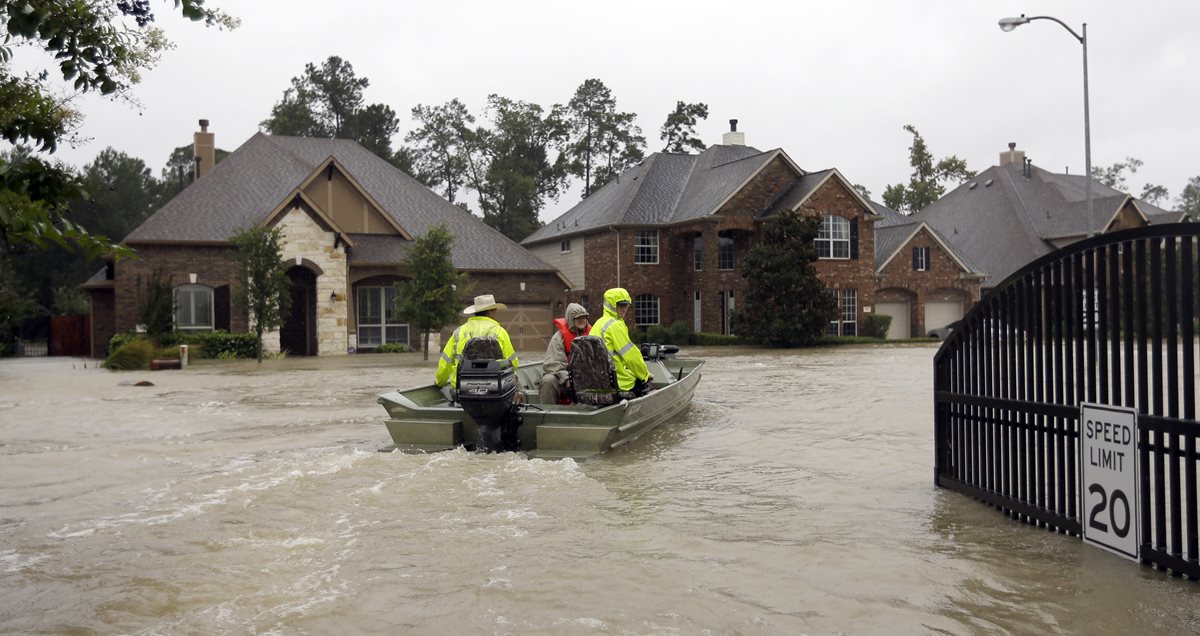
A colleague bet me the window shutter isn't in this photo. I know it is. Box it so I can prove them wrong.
[912,247,919,270]
[849,218,859,259]
[215,285,231,331]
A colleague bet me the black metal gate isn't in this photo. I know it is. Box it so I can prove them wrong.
[934,223,1199,579]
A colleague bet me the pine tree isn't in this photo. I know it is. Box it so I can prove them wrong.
[660,101,709,153]
[883,124,974,213]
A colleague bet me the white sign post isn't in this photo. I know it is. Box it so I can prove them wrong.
[1080,403,1140,561]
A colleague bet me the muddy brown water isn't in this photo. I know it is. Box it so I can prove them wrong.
[1,346,1197,634]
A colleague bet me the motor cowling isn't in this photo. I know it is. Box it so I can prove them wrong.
[457,358,520,452]
[639,342,679,361]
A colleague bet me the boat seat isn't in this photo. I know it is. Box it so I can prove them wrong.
[567,336,622,406]
[457,336,505,387]
[460,336,504,363]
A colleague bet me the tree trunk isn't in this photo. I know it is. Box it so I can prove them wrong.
[256,325,264,363]
[423,330,431,361]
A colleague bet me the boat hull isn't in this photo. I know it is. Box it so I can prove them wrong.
[378,357,703,460]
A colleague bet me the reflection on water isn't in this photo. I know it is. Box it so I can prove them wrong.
[1,347,1197,634]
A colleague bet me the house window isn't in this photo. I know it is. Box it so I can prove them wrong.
[718,233,735,270]
[913,246,930,271]
[693,233,703,271]
[634,294,659,327]
[816,215,850,259]
[560,239,571,253]
[826,288,858,336]
[357,286,409,348]
[174,285,214,331]
[634,230,659,264]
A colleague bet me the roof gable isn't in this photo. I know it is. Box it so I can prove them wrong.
[122,133,555,272]
[294,157,412,239]
[784,168,880,219]
[877,221,976,273]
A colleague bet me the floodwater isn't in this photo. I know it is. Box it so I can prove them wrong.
[1,346,1197,635]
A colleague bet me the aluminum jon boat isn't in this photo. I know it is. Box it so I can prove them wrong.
[377,340,703,460]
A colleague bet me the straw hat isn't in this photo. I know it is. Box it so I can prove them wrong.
[463,294,507,315]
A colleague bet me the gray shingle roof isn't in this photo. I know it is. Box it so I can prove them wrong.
[523,144,768,245]
[764,169,834,219]
[124,134,555,272]
[913,162,1172,287]
[872,201,915,228]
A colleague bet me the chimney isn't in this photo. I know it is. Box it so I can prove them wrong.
[999,142,1025,167]
[722,118,745,146]
[194,119,215,180]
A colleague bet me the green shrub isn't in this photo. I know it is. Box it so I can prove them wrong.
[636,321,696,346]
[155,346,181,359]
[862,314,892,339]
[641,324,667,344]
[667,320,693,345]
[819,335,886,345]
[184,331,258,359]
[376,342,410,353]
[691,332,745,346]
[102,337,155,370]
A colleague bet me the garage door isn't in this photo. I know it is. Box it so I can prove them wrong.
[875,302,910,340]
[925,301,963,334]
[495,303,553,352]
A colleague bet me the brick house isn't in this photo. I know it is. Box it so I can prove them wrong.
[873,205,985,338]
[871,143,1190,337]
[911,145,1186,280]
[522,121,980,338]
[84,121,569,358]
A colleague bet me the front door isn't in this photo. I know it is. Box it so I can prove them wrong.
[280,266,317,356]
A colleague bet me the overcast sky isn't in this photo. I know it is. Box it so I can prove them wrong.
[29,0,1200,221]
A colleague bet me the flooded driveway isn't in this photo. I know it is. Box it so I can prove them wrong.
[1,346,1196,634]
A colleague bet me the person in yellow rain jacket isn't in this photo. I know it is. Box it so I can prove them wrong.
[591,287,653,397]
[434,294,519,401]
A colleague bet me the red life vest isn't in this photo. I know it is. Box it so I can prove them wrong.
[553,317,590,357]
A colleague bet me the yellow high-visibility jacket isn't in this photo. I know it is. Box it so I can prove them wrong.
[434,316,519,388]
[591,288,649,391]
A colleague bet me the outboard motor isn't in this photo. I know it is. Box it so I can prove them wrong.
[457,358,521,452]
[639,342,679,361]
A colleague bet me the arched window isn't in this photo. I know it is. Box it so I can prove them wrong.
[815,215,850,259]
[634,294,659,327]
[718,232,735,270]
[174,285,214,331]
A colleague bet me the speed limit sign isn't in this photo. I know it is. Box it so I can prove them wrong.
[1080,403,1140,561]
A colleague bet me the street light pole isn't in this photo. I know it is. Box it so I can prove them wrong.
[999,14,1094,238]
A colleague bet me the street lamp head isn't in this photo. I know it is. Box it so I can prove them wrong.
[998,15,1030,32]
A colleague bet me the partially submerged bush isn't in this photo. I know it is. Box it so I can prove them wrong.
[184,331,257,359]
[862,314,892,339]
[376,342,410,353]
[108,330,258,360]
[102,337,155,371]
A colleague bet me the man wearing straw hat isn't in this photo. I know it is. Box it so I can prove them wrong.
[434,294,520,402]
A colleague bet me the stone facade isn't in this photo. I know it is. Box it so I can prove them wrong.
[271,207,349,356]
